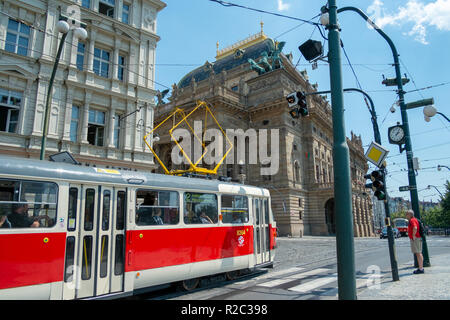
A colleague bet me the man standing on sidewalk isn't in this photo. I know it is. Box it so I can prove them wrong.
[406,210,424,274]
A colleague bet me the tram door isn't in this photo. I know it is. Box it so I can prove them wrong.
[62,185,126,299]
[253,198,270,265]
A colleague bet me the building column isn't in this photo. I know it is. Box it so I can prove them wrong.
[87,30,96,73]
[18,79,34,136]
[134,101,143,152]
[112,39,120,80]
[62,87,74,141]
[123,100,133,151]
[108,98,116,148]
[32,80,47,136]
[137,36,146,87]
[80,90,91,144]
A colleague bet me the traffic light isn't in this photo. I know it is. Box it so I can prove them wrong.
[364,170,386,200]
[297,91,308,116]
[289,108,300,119]
[286,91,308,118]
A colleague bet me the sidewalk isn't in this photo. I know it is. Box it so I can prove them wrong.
[358,253,450,300]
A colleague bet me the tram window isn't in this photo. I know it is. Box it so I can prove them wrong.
[184,192,218,225]
[67,188,78,231]
[221,195,248,223]
[114,234,124,276]
[81,236,93,280]
[64,236,76,282]
[84,189,95,231]
[0,179,57,229]
[99,235,109,278]
[102,190,111,231]
[255,200,260,225]
[116,191,126,230]
[135,189,179,226]
[264,199,269,224]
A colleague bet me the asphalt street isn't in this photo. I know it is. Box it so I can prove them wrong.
[161,235,450,300]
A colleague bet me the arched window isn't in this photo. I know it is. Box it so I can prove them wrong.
[294,161,300,183]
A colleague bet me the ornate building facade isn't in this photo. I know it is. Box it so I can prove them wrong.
[0,0,165,170]
[153,26,374,237]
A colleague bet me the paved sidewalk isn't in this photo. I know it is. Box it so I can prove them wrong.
[358,253,450,300]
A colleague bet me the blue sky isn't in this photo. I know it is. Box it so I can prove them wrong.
[154,0,450,203]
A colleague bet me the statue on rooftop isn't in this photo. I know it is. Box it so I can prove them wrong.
[270,40,286,70]
[259,51,272,72]
[248,58,265,75]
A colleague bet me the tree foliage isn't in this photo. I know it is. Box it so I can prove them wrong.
[420,180,450,228]
[439,180,450,227]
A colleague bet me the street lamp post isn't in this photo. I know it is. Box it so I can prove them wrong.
[39,19,87,160]
[423,105,450,123]
[333,4,430,268]
[427,185,443,198]
[310,88,399,282]
[326,0,356,300]
[438,165,450,171]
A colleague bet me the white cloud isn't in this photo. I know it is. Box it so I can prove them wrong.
[277,0,290,11]
[367,0,450,44]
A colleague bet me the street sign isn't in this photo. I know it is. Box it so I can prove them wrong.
[399,185,410,192]
[364,141,389,168]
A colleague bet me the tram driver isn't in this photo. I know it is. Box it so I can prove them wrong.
[136,193,156,225]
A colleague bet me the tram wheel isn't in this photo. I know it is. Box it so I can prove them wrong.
[180,278,200,291]
[225,270,240,281]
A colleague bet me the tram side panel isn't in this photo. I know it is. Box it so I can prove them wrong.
[0,179,67,299]
[126,226,254,285]
[125,188,255,291]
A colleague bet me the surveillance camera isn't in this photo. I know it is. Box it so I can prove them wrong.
[390,106,396,113]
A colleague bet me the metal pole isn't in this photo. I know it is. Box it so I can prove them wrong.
[311,88,399,281]
[327,0,356,300]
[427,185,443,198]
[40,31,68,160]
[336,5,430,268]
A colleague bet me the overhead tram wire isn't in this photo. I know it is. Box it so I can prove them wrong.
[274,13,321,40]
[400,58,425,99]
[208,0,320,26]
[340,38,376,119]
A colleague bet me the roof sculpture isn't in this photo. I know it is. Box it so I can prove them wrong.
[177,23,286,89]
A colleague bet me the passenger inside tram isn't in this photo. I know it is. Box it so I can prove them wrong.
[150,210,164,225]
[136,193,156,225]
[198,210,213,224]
[8,203,40,228]
[231,212,242,224]
[0,214,11,228]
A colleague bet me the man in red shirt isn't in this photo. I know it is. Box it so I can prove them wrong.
[406,209,424,274]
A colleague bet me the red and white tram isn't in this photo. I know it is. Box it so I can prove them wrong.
[0,155,276,299]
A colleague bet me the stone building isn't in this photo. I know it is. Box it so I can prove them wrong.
[153,26,374,237]
[0,0,165,170]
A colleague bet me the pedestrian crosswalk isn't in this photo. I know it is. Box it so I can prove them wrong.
[252,266,384,297]
[288,273,338,293]
[257,268,329,287]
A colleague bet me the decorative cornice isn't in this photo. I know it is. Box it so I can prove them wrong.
[216,25,267,60]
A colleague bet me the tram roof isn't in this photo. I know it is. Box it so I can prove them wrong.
[0,155,269,196]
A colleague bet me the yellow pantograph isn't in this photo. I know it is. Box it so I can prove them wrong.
[143,100,233,176]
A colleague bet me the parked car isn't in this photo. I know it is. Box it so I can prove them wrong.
[380,227,400,239]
